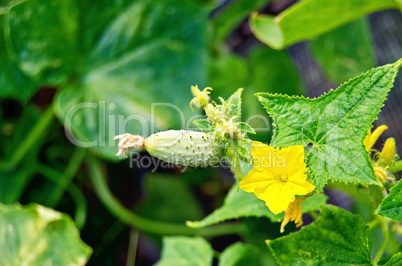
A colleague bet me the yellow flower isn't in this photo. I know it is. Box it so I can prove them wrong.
[239,141,315,215]
[280,196,306,233]
[364,125,388,152]
[379,138,396,167]
[190,85,211,110]
[373,166,389,183]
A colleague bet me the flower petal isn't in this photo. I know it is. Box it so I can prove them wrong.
[279,145,307,174]
[239,170,278,193]
[263,182,295,214]
[287,177,315,195]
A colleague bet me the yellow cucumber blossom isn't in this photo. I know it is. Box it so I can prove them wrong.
[363,125,398,182]
[239,141,315,215]
[190,85,211,110]
[373,166,389,183]
[280,196,307,233]
[379,137,396,167]
[364,125,388,151]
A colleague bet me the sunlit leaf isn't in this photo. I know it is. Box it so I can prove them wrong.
[0,203,92,265]
[268,205,371,265]
[257,60,402,191]
[156,236,213,266]
[250,0,400,49]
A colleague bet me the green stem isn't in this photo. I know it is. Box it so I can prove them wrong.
[37,163,87,230]
[0,106,54,172]
[308,211,318,220]
[126,229,138,266]
[87,155,245,237]
[372,216,389,265]
[67,184,87,230]
[46,148,86,207]
[389,161,402,172]
[367,218,380,230]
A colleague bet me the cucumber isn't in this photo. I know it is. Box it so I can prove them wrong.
[145,130,222,167]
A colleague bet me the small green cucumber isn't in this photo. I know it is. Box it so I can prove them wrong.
[145,130,222,167]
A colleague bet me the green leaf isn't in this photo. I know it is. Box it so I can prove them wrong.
[0,203,92,264]
[238,122,256,134]
[219,242,260,266]
[187,184,282,228]
[248,47,304,96]
[249,0,400,49]
[54,0,210,160]
[377,179,402,222]
[0,13,37,102]
[268,205,372,265]
[383,253,402,265]
[156,236,213,266]
[226,88,243,118]
[192,119,212,131]
[208,52,248,99]
[234,141,252,163]
[257,60,402,191]
[309,18,375,83]
[7,0,79,79]
[135,173,203,223]
[213,0,270,42]
[187,184,327,228]
[75,0,133,55]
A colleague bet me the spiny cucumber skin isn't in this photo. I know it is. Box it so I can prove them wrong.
[144,130,221,167]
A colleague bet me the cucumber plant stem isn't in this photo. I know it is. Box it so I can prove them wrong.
[0,106,54,172]
[86,154,246,237]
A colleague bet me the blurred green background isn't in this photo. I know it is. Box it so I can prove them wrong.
[0,0,402,265]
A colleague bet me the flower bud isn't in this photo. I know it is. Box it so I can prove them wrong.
[364,125,388,152]
[190,85,211,110]
[379,138,396,167]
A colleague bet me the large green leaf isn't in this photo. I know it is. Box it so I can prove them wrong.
[212,0,269,42]
[7,0,79,80]
[248,47,304,96]
[0,203,92,265]
[75,0,133,55]
[268,205,372,265]
[187,184,327,228]
[54,0,210,160]
[0,13,37,102]
[249,0,400,49]
[257,60,402,191]
[377,179,402,222]
[309,18,375,83]
[156,236,213,266]
[208,52,248,99]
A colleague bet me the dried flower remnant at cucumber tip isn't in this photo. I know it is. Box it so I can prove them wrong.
[114,134,145,158]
